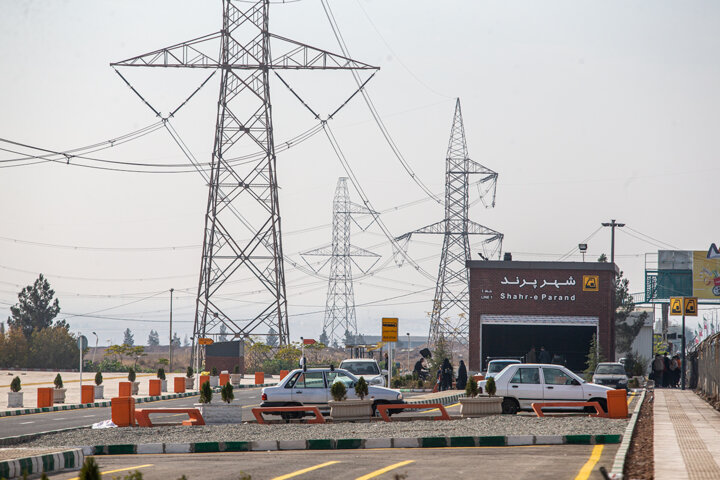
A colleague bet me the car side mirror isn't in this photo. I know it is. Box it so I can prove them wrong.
[381,369,388,376]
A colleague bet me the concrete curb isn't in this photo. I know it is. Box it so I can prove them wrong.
[0,383,277,419]
[0,448,83,479]
[607,389,647,479]
[81,434,622,456]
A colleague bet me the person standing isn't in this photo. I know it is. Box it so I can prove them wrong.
[456,360,468,390]
[526,346,537,363]
[538,346,551,364]
[440,358,453,391]
[652,354,664,388]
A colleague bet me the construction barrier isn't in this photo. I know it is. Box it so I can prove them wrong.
[81,385,95,404]
[149,379,161,396]
[174,376,186,393]
[531,401,606,418]
[118,381,132,397]
[252,406,325,424]
[606,389,628,419]
[376,403,448,422]
[255,372,265,385]
[111,396,136,427]
[135,408,205,427]
[37,387,53,408]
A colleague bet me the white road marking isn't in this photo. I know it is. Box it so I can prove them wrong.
[52,417,66,420]
[19,421,34,424]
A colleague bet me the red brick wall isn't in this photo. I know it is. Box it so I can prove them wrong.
[468,264,616,371]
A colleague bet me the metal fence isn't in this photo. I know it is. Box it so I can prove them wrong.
[690,332,720,403]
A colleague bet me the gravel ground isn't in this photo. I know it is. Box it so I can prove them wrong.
[0,447,69,461]
[22,416,627,448]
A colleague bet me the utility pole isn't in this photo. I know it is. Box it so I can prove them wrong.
[169,288,174,373]
[397,99,503,348]
[111,0,378,369]
[601,219,625,264]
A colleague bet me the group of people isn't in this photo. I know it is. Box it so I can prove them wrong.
[412,357,468,391]
[526,346,552,364]
[651,353,682,388]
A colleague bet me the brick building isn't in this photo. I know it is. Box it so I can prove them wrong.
[467,260,617,372]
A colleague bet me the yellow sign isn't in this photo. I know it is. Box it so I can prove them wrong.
[381,317,398,342]
[684,297,698,316]
[198,337,214,345]
[670,297,683,316]
[693,250,720,299]
[583,275,599,292]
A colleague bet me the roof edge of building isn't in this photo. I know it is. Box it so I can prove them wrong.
[466,260,619,274]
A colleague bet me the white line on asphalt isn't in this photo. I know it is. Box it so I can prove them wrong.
[52,417,66,420]
[82,415,95,417]
[19,421,34,424]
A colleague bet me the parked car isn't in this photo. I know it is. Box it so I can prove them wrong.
[478,363,613,414]
[592,362,629,390]
[484,359,522,378]
[339,358,387,386]
[260,367,404,417]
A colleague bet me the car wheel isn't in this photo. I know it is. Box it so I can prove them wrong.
[279,403,305,421]
[501,397,519,415]
[587,398,608,414]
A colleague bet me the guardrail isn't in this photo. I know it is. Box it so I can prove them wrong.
[690,332,720,400]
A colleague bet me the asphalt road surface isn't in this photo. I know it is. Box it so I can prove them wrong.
[45,444,618,480]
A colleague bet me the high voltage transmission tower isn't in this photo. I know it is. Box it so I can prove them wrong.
[301,178,379,347]
[398,99,503,349]
[111,0,377,366]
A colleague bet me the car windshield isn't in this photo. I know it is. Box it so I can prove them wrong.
[596,365,626,375]
[340,361,380,375]
[488,361,517,373]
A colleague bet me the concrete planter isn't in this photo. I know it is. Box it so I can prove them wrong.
[195,402,244,424]
[160,379,168,392]
[53,388,67,404]
[185,377,195,390]
[459,396,503,417]
[329,399,373,422]
[94,385,104,399]
[209,376,220,387]
[131,381,140,395]
[230,373,243,386]
[7,391,23,408]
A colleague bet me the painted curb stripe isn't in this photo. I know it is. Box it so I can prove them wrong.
[307,439,333,450]
[421,437,447,448]
[565,435,592,445]
[224,441,250,452]
[610,389,646,478]
[336,438,362,449]
[450,436,476,447]
[0,449,82,480]
[194,442,221,453]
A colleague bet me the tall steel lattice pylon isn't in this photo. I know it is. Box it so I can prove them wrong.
[398,99,503,348]
[111,0,378,365]
[301,178,379,347]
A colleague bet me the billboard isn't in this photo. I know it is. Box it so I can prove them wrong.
[693,249,720,299]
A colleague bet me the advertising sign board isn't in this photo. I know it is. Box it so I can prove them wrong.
[381,318,398,342]
[693,250,720,300]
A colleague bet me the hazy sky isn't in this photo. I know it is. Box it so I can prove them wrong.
[1,0,718,346]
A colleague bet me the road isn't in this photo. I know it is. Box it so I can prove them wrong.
[46,444,617,480]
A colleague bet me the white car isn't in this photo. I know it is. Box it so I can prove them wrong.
[260,367,404,417]
[592,362,629,390]
[485,359,521,379]
[479,363,613,414]
[339,358,387,386]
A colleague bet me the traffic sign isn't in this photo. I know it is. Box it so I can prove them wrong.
[77,335,88,351]
[670,297,683,316]
[382,317,398,342]
[583,275,599,291]
[684,297,698,316]
[302,338,317,345]
[198,337,214,345]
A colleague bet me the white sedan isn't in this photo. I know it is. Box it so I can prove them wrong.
[479,363,613,414]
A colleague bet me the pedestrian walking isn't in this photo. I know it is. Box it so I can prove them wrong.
[526,346,537,363]
[456,360,468,390]
[538,346,552,364]
[440,358,453,391]
[652,354,664,388]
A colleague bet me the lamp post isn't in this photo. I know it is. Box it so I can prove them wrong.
[578,243,587,262]
[91,332,98,366]
[169,288,174,373]
[406,332,410,370]
[601,219,625,264]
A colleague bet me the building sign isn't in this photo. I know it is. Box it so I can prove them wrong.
[670,297,683,316]
[684,297,698,316]
[381,318,398,342]
[492,275,580,303]
[583,275,599,292]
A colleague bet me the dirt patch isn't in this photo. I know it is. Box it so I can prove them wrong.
[624,390,654,480]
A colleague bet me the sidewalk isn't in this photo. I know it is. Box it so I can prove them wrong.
[654,389,720,479]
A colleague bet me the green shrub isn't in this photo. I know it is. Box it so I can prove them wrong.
[200,380,212,404]
[128,367,136,382]
[392,377,402,388]
[485,377,497,397]
[79,456,100,480]
[157,368,166,380]
[94,371,103,386]
[465,376,478,398]
[234,364,240,374]
[211,366,218,376]
[221,382,234,404]
[10,376,21,392]
[53,374,63,389]
[354,376,369,400]
[186,366,193,378]
[330,380,347,401]
[416,379,424,389]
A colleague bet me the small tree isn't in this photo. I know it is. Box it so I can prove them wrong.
[354,376,369,400]
[211,366,218,376]
[94,371,103,386]
[221,382,234,404]
[157,368,166,380]
[147,330,160,347]
[233,364,240,374]
[7,274,61,339]
[10,376,21,392]
[123,328,135,346]
[128,367,136,382]
[200,380,212,404]
[465,376,479,398]
[330,380,347,402]
[485,377,496,397]
[79,456,101,480]
[584,333,605,380]
[186,366,194,378]
[54,373,64,389]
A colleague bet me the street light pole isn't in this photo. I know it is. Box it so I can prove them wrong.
[91,332,98,366]
[169,288,174,373]
[601,219,625,264]
[406,333,410,371]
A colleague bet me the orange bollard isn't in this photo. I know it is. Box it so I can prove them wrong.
[199,375,209,388]
[111,396,136,427]
[280,370,289,380]
[254,372,265,385]
[174,376,186,393]
[606,389,628,418]
[219,373,230,386]
[149,379,161,396]
[81,385,95,404]
[119,381,132,397]
[37,387,53,408]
